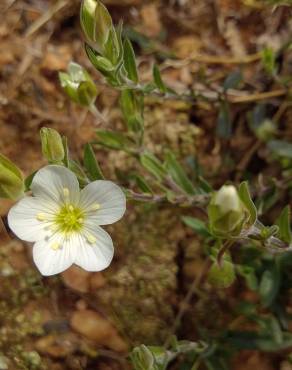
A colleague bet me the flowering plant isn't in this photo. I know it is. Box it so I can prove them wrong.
[1,0,292,369]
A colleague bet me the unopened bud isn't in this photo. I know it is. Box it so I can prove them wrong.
[208,259,236,288]
[0,154,24,200]
[255,119,276,142]
[40,127,65,163]
[208,185,247,238]
[80,0,112,53]
[59,62,98,107]
[130,345,154,370]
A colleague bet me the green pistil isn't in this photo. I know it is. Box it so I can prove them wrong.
[54,204,84,234]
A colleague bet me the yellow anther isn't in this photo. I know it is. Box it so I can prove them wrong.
[63,187,70,197]
[78,218,84,223]
[87,234,96,244]
[91,203,100,211]
[51,242,60,250]
[36,213,46,221]
[68,205,74,212]
[50,224,59,231]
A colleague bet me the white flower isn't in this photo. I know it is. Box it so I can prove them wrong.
[8,165,126,276]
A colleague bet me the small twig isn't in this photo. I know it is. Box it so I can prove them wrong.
[95,348,128,364]
[25,0,69,37]
[217,240,234,267]
[227,89,287,103]
[235,139,262,181]
[126,189,209,208]
[89,104,107,125]
[189,52,261,65]
[163,259,212,349]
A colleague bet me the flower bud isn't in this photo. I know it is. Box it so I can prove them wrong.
[130,345,154,370]
[40,127,65,163]
[208,259,235,288]
[80,0,112,53]
[208,185,247,238]
[255,119,276,142]
[59,62,98,107]
[0,154,24,200]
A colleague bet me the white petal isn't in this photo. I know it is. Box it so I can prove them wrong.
[31,165,80,205]
[75,226,114,272]
[80,181,126,225]
[8,196,57,242]
[32,233,78,276]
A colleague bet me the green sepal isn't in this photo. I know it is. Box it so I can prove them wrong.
[238,181,257,225]
[0,154,24,200]
[123,38,138,83]
[276,205,291,244]
[83,143,104,180]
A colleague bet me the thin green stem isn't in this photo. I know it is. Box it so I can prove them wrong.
[89,104,107,125]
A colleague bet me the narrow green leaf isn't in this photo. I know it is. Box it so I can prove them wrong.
[259,264,281,307]
[225,331,292,352]
[85,44,115,74]
[120,89,144,133]
[0,154,24,199]
[216,102,231,138]
[83,143,104,180]
[103,26,120,64]
[153,64,167,93]
[133,175,153,194]
[261,46,277,75]
[62,136,69,167]
[223,70,242,92]
[276,205,291,244]
[238,181,257,225]
[140,152,167,181]
[24,171,37,192]
[268,140,292,159]
[68,159,88,188]
[96,130,131,150]
[165,151,196,195]
[237,265,258,291]
[182,216,211,237]
[123,38,138,83]
[198,176,213,193]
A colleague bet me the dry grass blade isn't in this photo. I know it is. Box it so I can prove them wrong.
[25,0,70,37]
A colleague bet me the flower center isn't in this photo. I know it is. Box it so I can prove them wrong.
[54,204,84,234]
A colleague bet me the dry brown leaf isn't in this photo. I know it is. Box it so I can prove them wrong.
[140,4,162,38]
[70,309,128,352]
[61,265,91,293]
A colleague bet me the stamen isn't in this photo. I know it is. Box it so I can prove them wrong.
[86,233,96,244]
[68,205,74,212]
[91,203,101,211]
[36,213,47,221]
[51,242,60,250]
[63,187,70,197]
[78,218,84,223]
[50,224,59,231]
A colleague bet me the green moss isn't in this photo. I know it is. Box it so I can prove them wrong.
[96,207,184,345]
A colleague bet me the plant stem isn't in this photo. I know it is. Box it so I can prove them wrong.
[89,104,107,125]
[163,259,212,349]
